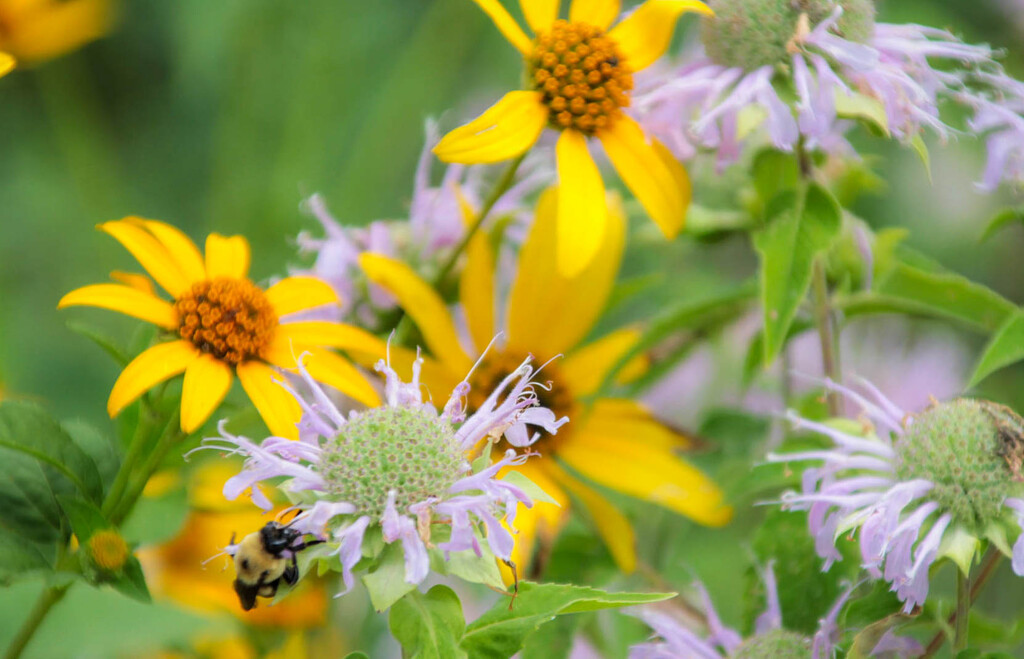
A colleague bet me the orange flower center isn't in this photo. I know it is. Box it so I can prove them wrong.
[174,278,277,365]
[528,20,633,135]
[88,530,129,572]
[468,350,574,454]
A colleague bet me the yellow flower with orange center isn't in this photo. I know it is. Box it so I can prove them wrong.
[435,0,711,275]
[59,218,385,438]
[359,188,731,573]
[138,462,328,628]
[0,0,112,63]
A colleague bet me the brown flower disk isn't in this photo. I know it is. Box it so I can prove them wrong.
[528,20,633,135]
[175,278,277,364]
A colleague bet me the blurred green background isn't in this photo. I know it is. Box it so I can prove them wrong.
[3,0,1024,656]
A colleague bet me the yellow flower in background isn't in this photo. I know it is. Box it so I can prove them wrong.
[138,462,328,628]
[0,0,112,63]
[59,218,383,438]
[359,187,731,574]
[434,0,708,275]
[0,53,14,77]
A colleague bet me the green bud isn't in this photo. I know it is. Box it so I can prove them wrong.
[701,0,876,71]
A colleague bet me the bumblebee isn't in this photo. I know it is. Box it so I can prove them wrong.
[231,521,321,610]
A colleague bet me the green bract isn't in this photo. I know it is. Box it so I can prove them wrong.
[731,629,812,659]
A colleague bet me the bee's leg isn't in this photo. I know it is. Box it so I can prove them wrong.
[283,555,299,586]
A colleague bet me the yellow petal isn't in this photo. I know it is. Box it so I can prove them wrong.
[546,459,636,572]
[265,276,339,317]
[470,0,533,54]
[358,253,473,374]
[129,218,207,284]
[507,188,626,356]
[275,321,387,359]
[608,0,712,71]
[460,233,496,354]
[433,91,548,165]
[0,53,15,77]
[520,0,558,33]
[58,283,178,330]
[569,0,620,30]
[99,220,190,298]
[180,354,233,433]
[3,0,112,63]
[300,347,381,408]
[205,234,251,280]
[558,431,732,526]
[108,341,198,417]
[236,361,301,440]
[581,398,692,451]
[561,328,642,395]
[599,115,689,239]
[109,271,156,295]
[556,129,607,277]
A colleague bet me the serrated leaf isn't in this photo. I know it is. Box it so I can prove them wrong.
[754,183,842,365]
[63,420,120,500]
[835,89,890,137]
[109,556,152,603]
[459,582,673,659]
[389,585,467,659]
[362,541,416,612]
[970,310,1024,386]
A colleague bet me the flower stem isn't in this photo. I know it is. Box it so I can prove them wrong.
[811,258,842,415]
[955,568,970,651]
[922,549,1002,658]
[109,413,185,526]
[3,583,70,659]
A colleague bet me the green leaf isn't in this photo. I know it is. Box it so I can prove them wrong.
[980,206,1024,243]
[56,495,110,542]
[498,471,560,507]
[840,262,1015,334]
[0,527,55,583]
[0,401,104,504]
[835,89,890,137]
[428,525,505,590]
[344,653,370,659]
[846,612,914,659]
[751,149,799,209]
[683,204,756,236]
[362,541,417,612]
[754,183,842,364]
[909,134,932,183]
[970,310,1024,386]
[389,585,467,659]
[459,582,673,659]
[108,556,152,603]
[64,321,132,367]
[62,420,121,500]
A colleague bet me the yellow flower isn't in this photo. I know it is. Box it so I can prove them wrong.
[0,53,14,77]
[359,188,731,574]
[434,0,709,275]
[59,217,383,438]
[138,462,328,628]
[0,0,112,63]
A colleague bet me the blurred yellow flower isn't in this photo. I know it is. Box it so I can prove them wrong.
[435,0,709,275]
[360,187,731,575]
[0,53,13,77]
[0,0,112,63]
[139,462,328,628]
[59,217,384,438]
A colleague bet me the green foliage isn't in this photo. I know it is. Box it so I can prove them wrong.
[458,583,674,659]
[389,585,467,659]
[980,206,1024,243]
[754,182,842,364]
[970,310,1024,386]
[362,542,417,612]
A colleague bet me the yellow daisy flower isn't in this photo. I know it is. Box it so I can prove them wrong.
[0,53,14,77]
[0,0,112,63]
[138,462,328,628]
[434,0,710,275]
[359,188,731,574]
[59,217,383,438]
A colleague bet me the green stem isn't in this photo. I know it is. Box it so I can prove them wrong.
[109,414,184,526]
[101,403,159,518]
[811,258,842,415]
[922,549,1002,658]
[3,584,70,659]
[955,568,970,651]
